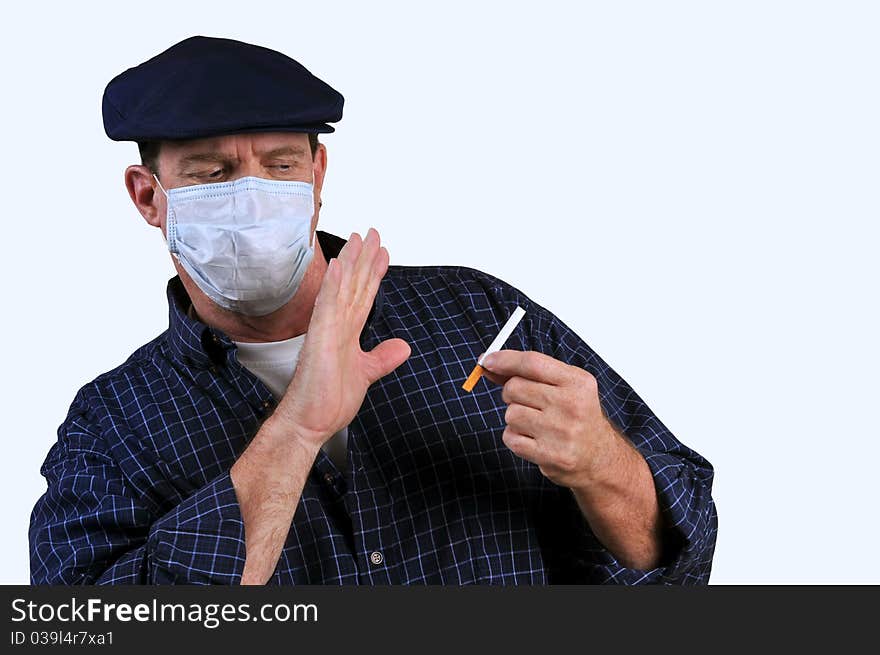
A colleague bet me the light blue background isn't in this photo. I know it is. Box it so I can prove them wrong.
[2,0,877,583]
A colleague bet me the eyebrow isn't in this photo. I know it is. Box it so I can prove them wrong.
[176,153,235,171]
[262,146,308,159]
[174,145,310,175]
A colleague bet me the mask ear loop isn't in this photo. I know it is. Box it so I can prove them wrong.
[153,173,168,197]
[153,174,174,248]
[310,171,319,249]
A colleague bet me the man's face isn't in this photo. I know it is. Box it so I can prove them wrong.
[151,131,326,238]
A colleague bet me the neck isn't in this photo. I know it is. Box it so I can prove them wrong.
[182,239,329,343]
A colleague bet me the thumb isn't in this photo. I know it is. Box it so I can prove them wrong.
[476,351,508,386]
[364,338,411,384]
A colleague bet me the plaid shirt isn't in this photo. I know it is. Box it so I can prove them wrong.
[30,231,717,585]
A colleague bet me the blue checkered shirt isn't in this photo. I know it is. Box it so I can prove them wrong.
[30,231,717,585]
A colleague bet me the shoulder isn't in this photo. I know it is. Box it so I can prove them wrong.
[383,264,538,310]
[380,264,564,345]
[40,332,168,478]
[62,332,170,429]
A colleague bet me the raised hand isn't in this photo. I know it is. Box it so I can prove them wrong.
[274,227,411,448]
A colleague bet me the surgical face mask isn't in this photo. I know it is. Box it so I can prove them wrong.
[155,175,316,317]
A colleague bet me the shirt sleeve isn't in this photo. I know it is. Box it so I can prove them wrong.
[29,402,247,585]
[525,300,719,585]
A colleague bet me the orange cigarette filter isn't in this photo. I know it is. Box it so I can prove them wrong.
[461,307,526,393]
[462,364,485,392]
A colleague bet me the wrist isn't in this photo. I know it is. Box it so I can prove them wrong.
[570,422,634,497]
[260,414,324,456]
[232,419,320,496]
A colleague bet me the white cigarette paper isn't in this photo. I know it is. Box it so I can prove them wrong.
[477,306,526,366]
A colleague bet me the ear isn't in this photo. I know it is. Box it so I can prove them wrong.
[310,144,328,237]
[312,143,328,199]
[125,164,164,229]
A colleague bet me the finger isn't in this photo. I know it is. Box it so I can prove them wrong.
[501,427,545,466]
[364,337,411,385]
[471,352,511,386]
[337,231,363,267]
[307,257,342,335]
[501,376,551,410]
[364,244,390,310]
[351,227,381,306]
[373,244,390,280]
[503,402,545,437]
[481,350,570,386]
[481,368,510,387]
[346,244,388,337]
[351,230,384,320]
[337,232,363,305]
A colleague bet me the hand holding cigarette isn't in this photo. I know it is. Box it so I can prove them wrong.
[462,306,526,392]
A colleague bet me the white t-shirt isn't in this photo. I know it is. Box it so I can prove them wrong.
[232,334,349,472]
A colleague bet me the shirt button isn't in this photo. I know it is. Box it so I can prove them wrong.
[261,400,271,409]
[323,472,335,485]
[369,551,384,566]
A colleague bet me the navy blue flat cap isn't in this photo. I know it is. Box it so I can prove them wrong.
[102,36,343,142]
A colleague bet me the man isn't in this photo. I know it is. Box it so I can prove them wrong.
[30,36,717,585]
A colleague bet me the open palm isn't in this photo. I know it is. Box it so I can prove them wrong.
[277,228,410,448]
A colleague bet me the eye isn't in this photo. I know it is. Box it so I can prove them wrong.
[207,168,224,178]
[272,164,292,172]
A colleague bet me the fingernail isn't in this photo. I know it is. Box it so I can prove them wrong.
[482,353,495,368]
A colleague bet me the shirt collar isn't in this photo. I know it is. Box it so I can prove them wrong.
[165,230,385,369]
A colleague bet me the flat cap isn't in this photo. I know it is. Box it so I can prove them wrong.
[102,35,343,142]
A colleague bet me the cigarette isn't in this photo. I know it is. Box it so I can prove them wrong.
[462,306,526,392]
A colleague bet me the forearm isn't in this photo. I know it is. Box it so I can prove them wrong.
[230,417,319,585]
[570,427,664,570]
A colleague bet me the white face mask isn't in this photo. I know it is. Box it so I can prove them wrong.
[156,175,316,317]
